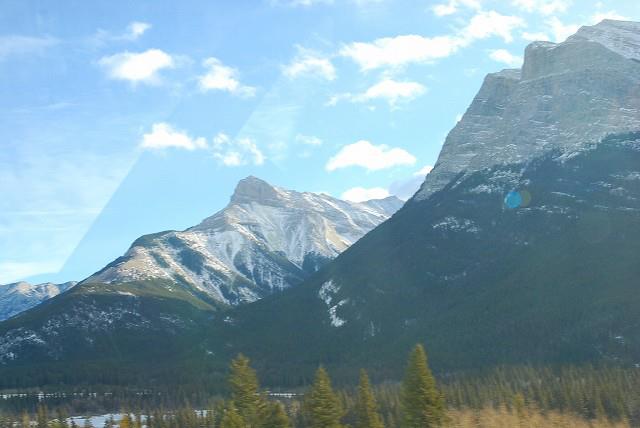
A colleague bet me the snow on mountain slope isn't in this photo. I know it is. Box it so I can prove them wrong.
[84,176,402,305]
[0,281,76,321]
[416,19,640,200]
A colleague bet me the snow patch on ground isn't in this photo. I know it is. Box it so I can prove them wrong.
[318,280,347,327]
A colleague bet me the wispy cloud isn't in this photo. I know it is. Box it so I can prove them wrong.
[326,140,416,171]
[0,151,134,282]
[296,134,323,146]
[340,10,524,71]
[283,48,336,81]
[0,35,58,61]
[198,57,256,97]
[212,133,265,166]
[330,79,427,107]
[99,49,174,84]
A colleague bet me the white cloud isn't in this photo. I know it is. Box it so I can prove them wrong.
[283,49,336,80]
[489,49,523,66]
[512,0,571,15]
[296,134,323,146]
[99,49,174,84]
[340,10,524,71]
[432,0,482,17]
[546,17,579,42]
[126,21,151,40]
[212,133,265,166]
[591,11,629,24]
[141,123,207,151]
[326,140,416,171]
[328,79,426,107]
[0,35,58,61]
[522,31,550,41]
[462,11,525,43]
[340,34,461,71]
[199,57,256,97]
[341,187,390,202]
[359,79,426,105]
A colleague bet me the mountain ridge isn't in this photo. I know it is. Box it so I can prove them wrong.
[82,176,402,305]
[0,281,76,322]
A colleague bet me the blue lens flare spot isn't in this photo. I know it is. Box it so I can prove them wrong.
[504,191,523,209]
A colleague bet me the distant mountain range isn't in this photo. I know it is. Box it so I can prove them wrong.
[0,281,76,321]
[1,19,639,389]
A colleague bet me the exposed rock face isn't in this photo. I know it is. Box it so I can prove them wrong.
[0,281,76,321]
[84,176,402,305]
[416,20,640,200]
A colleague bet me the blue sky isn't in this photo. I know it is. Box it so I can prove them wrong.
[1,0,639,284]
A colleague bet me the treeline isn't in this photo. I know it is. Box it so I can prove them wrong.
[1,345,638,427]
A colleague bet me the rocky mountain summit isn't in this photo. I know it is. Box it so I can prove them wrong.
[84,176,402,305]
[417,20,640,200]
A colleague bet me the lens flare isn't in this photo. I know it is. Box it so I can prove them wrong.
[504,189,532,209]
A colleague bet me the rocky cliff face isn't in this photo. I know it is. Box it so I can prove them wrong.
[84,176,402,305]
[417,20,640,200]
[0,281,76,321]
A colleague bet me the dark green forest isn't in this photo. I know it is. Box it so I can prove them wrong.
[1,345,638,427]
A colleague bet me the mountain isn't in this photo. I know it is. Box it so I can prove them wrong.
[1,20,639,389]
[417,19,640,200]
[0,177,401,382]
[84,176,402,305]
[0,281,76,321]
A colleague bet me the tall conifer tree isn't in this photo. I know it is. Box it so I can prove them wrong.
[356,369,384,428]
[228,353,267,427]
[304,366,344,428]
[401,344,445,428]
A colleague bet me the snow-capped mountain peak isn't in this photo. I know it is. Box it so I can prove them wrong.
[84,177,403,305]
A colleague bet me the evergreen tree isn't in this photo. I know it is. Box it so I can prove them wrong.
[356,369,384,428]
[304,366,344,428]
[219,404,245,428]
[401,344,446,428]
[83,418,94,428]
[262,402,291,428]
[228,353,266,427]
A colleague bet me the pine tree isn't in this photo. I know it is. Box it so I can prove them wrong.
[228,353,267,427]
[356,369,384,428]
[262,402,291,428]
[219,404,245,428]
[304,366,344,428]
[401,344,446,428]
